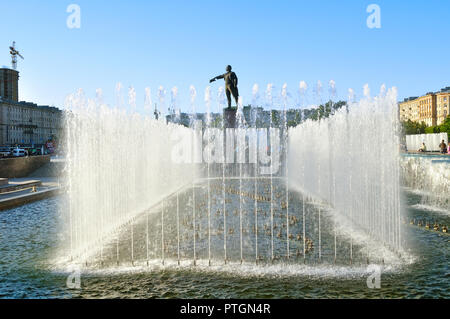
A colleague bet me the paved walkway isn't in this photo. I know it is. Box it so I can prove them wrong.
[403,151,450,156]
[7,177,61,187]
[0,177,62,211]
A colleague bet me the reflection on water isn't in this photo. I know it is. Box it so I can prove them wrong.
[0,192,448,298]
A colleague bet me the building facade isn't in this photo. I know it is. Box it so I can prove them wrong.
[418,93,436,127]
[0,68,19,102]
[399,87,450,126]
[0,99,62,146]
[436,91,450,125]
[399,96,419,123]
[0,67,62,147]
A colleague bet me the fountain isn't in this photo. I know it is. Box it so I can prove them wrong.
[62,82,405,271]
[401,155,450,212]
[289,85,403,262]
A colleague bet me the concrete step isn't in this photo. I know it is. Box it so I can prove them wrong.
[0,180,42,194]
[0,187,62,211]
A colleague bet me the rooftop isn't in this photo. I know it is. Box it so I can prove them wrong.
[0,97,61,112]
[401,86,450,103]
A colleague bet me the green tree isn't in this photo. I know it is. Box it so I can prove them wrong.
[401,120,427,135]
[437,116,450,139]
[271,110,280,126]
[425,126,440,134]
[211,116,223,128]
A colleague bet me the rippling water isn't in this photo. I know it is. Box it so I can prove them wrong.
[0,193,448,299]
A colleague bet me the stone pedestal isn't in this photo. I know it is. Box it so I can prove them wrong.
[223,107,237,129]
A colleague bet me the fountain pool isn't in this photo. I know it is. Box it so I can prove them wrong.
[0,194,447,298]
[0,83,448,298]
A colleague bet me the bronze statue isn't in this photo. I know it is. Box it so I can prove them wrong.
[210,65,239,108]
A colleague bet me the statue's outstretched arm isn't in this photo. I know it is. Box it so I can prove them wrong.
[210,73,225,83]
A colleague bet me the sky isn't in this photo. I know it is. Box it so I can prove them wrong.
[0,0,449,113]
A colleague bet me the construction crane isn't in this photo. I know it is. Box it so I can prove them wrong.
[9,41,24,70]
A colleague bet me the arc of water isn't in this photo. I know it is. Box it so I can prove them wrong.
[171,86,178,117]
[302,159,306,262]
[240,160,243,264]
[131,112,136,266]
[100,195,104,265]
[161,200,164,265]
[393,98,402,253]
[115,82,123,109]
[329,80,337,264]
[144,87,152,116]
[190,85,197,266]
[128,86,136,112]
[333,155,337,263]
[238,99,244,264]
[205,86,212,266]
[131,222,134,265]
[254,109,258,264]
[158,86,166,121]
[299,92,306,263]
[67,84,403,269]
[66,108,74,262]
[116,231,119,266]
[299,81,308,108]
[223,155,227,265]
[267,84,274,262]
[286,169,290,260]
[316,81,322,263]
[193,160,196,265]
[177,191,180,265]
[365,170,369,263]
[350,170,353,264]
[217,86,227,265]
[208,162,211,266]
[379,104,386,258]
[398,169,401,252]
[69,198,73,261]
[146,210,149,265]
[270,130,274,262]
[318,162,321,262]
[282,83,290,259]
[346,93,353,264]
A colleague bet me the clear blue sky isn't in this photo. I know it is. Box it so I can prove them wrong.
[0,0,449,113]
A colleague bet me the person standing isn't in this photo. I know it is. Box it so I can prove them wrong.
[439,139,447,154]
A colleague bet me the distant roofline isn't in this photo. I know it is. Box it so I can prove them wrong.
[0,67,19,72]
[0,97,62,112]
[401,86,450,103]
